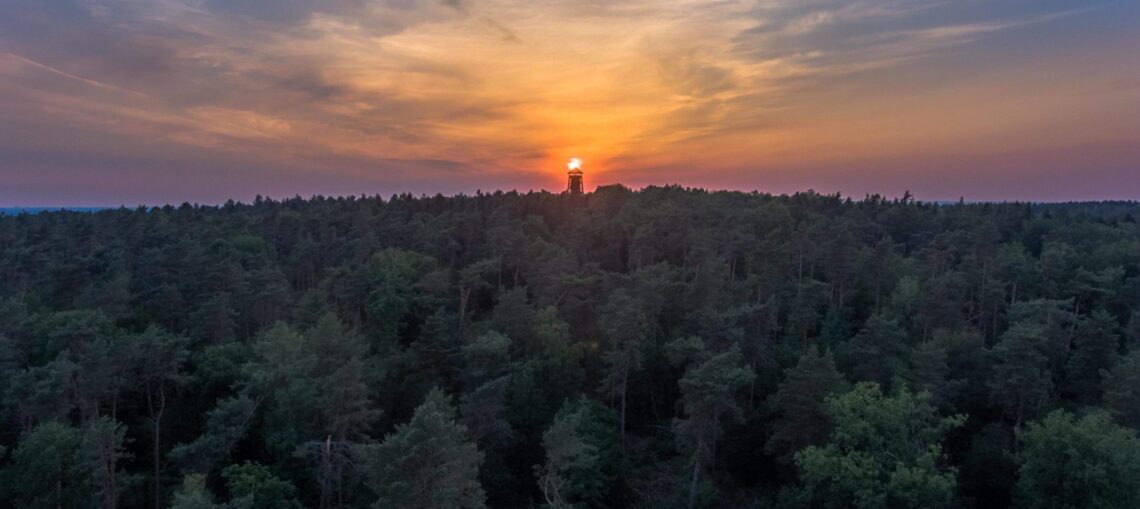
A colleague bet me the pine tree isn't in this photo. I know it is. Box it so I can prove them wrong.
[169,396,258,473]
[245,322,318,458]
[989,323,1052,429]
[1102,350,1140,429]
[536,400,600,509]
[130,325,188,509]
[369,388,485,509]
[82,417,129,509]
[536,399,622,509]
[675,344,754,509]
[1125,309,1140,350]
[0,421,87,509]
[304,314,378,509]
[846,314,908,389]
[767,346,847,463]
[460,330,511,387]
[907,341,958,410]
[597,290,649,452]
[1063,310,1120,404]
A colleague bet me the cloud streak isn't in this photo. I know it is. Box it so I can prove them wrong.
[0,0,1137,204]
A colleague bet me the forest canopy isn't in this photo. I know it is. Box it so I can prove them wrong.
[0,187,1138,509]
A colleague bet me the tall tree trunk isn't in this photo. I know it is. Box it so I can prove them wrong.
[147,384,166,509]
[458,287,471,336]
[688,445,702,509]
[620,369,628,454]
[875,279,882,313]
[105,444,118,509]
[992,302,999,345]
[749,361,756,406]
[320,436,333,509]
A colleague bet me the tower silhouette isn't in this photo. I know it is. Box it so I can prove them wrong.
[567,167,584,195]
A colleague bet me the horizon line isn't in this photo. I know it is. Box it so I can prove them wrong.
[4,184,1139,211]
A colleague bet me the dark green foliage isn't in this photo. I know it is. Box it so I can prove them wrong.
[675,344,754,509]
[0,191,1135,508]
[1062,310,1120,403]
[83,417,130,509]
[1015,410,1140,509]
[461,330,511,386]
[766,346,847,464]
[1102,350,1140,429]
[536,398,622,509]
[168,467,305,509]
[169,396,258,473]
[461,375,513,445]
[169,474,221,509]
[958,425,1016,509]
[1126,310,1140,350]
[362,249,438,344]
[791,383,964,509]
[222,463,303,509]
[368,388,485,509]
[845,314,909,389]
[598,290,650,451]
[907,340,960,410]
[1,421,87,509]
[537,402,598,509]
[989,323,1053,428]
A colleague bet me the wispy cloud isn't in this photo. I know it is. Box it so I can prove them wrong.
[0,0,1136,203]
[2,52,149,97]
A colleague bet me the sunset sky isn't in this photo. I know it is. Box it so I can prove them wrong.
[1,0,1138,205]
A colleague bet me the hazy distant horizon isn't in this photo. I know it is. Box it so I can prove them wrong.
[3,187,1138,211]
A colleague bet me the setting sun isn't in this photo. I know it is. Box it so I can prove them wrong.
[0,0,1137,204]
[0,1,1138,507]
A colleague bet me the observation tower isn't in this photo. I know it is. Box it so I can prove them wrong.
[567,158,584,195]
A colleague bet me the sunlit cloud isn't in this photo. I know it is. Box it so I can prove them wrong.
[0,0,1137,205]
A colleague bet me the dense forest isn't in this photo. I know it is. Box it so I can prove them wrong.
[1,187,1139,509]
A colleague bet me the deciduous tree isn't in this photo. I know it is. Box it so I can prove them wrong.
[793,383,963,509]
[1015,410,1140,509]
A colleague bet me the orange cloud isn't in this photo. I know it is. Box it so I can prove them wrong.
[0,0,1138,203]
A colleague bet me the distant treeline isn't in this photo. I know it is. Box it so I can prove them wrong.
[0,186,1138,509]
[1031,200,1140,219]
[0,207,107,215]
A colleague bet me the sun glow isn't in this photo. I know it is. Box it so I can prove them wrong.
[567,158,582,171]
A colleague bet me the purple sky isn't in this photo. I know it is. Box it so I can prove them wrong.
[1,0,1138,206]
